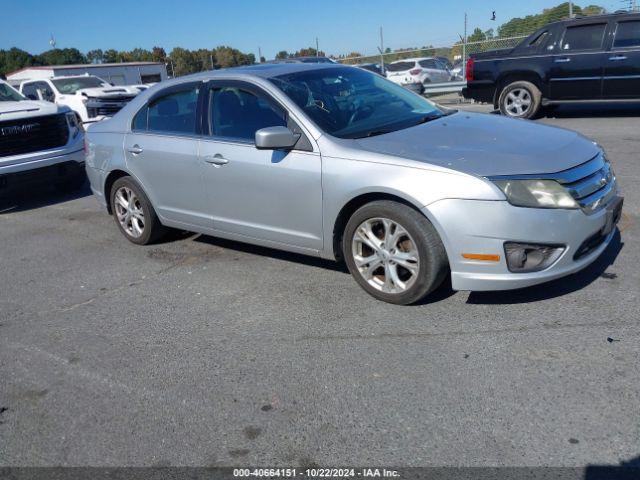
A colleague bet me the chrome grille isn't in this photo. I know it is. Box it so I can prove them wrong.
[0,113,69,157]
[86,96,136,118]
[557,153,617,214]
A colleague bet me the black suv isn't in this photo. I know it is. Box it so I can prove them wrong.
[462,12,640,118]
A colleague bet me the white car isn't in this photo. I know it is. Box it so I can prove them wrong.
[0,79,85,193]
[386,57,452,90]
[19,75,141,124]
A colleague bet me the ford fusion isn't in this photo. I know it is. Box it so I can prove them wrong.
[85,64,622,305]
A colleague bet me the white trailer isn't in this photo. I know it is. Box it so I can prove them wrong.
[6,62,167,87]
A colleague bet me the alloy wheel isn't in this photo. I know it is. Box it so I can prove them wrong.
[114,186,145,238]
[504,88,532,117]
[351,217,420,294]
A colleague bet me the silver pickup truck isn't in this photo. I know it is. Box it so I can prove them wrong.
[0,79,85,195]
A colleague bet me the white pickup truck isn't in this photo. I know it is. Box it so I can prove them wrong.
[0,79,85,194]
[18,75,141,124]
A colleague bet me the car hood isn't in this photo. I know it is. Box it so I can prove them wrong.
[75,86,139,98]
[354,112,600,177]
[0,100,64,121]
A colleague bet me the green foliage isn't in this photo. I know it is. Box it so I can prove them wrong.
[0,47,34,77]
[86,49,104,64]
[103,49,119,63]
[151,46,167,63]
[497,2,605,37]
[36,48,86,66]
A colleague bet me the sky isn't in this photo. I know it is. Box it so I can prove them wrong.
[0,0,628,59]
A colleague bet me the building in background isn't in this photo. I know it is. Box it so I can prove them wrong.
[6,62,167,87]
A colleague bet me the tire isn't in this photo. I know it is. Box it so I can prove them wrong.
[110,176,165,245]
[498,80,542,119]
[342,200,448,305]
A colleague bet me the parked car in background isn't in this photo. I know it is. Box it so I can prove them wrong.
[86,64,622,305]
[450,60,464,80]
[463,11,640,118]
[436,56,454,70]
[386,57,452,93]
[268,57,337,64]
[19,75,141,124]
[357,63,384,76]
[0,79,85,194]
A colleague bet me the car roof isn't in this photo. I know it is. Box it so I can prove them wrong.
[389,57,435,63]
[174,62,353,82]
[546,11,640,27]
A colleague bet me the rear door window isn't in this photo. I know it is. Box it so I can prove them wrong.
[386,62,415,72]
[147,88,199,135]
[21,83,39,100]
[419,59,438,69]
[613,21,640,49]
[561,24,606,51]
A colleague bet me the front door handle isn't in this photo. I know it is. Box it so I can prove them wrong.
[127,145,143,155]
[609,55,627,61]
[204,154,229,166]
[554,57,571,63]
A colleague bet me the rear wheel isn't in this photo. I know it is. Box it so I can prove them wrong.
[498,81,541,119]
[110,176,165,245]
[343,200,448,305]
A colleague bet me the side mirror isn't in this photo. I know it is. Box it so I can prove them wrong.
[255,126,299,150]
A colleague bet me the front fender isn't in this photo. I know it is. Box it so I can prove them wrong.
[321,155,503,259]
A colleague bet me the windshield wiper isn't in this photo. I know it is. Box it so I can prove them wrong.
[364,129,393,138]
[414,113,444,125]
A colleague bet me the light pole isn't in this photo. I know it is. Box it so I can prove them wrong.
[462,13,467,80]
[379,26,385,73]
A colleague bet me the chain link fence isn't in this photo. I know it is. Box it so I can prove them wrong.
[338,35,527,67]
[336,36,527,96]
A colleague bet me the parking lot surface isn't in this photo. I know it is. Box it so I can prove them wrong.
[1,104,639,467]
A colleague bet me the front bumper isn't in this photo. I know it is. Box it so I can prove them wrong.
[424,197,622,291]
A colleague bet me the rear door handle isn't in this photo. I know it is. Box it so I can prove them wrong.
[127,145,143,155]
[554,57,571,63]
[204,154,229,166]
[609,55,627,61]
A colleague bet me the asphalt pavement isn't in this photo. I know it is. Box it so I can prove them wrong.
[0,103,638,468]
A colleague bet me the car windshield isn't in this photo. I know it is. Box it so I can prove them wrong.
[0,82,25,101]
[51,76,107,94]
[270,67,444,139]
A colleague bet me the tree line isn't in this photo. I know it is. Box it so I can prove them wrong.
[0,45,258,79]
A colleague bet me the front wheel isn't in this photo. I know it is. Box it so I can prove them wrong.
[343,201,448,305]
[498,81,542,119]
[110,176,166,245]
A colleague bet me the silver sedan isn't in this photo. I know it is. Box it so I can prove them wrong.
[85,64,622,304]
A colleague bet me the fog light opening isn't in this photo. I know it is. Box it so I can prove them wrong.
[504,242,565,273]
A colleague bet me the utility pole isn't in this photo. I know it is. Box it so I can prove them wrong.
[569,1,573,18]
[210,54,214,70]
[258,47,262,63]
[462,13,467,79]
[316,37,319,57]
[379,26,385,73]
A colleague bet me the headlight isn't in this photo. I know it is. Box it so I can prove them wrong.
[492,179,578,209]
